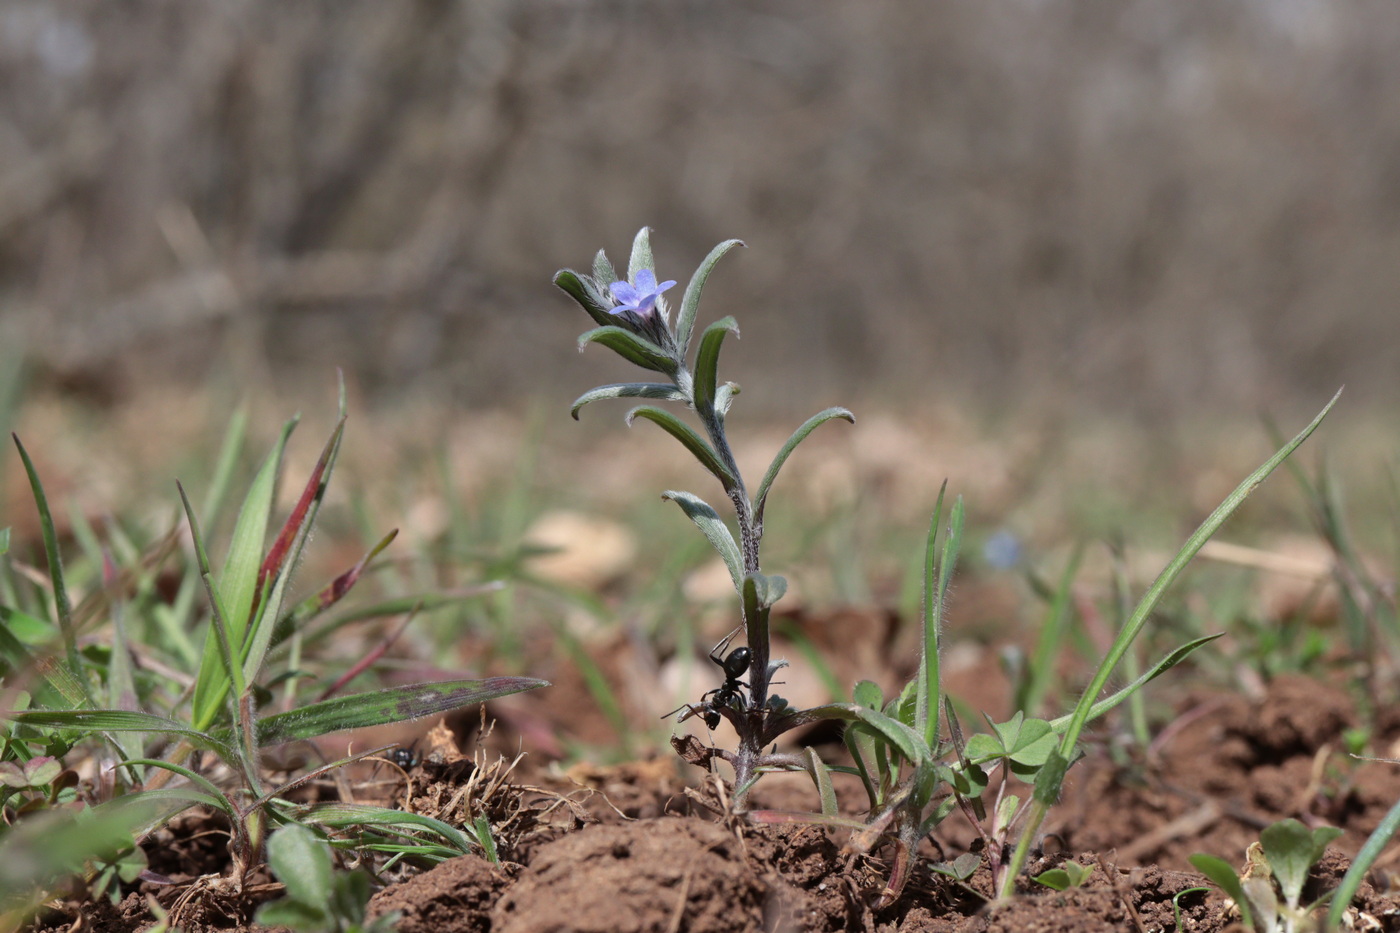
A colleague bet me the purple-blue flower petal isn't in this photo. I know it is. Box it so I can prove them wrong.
[609,281,639,305]
[633,269,658,292]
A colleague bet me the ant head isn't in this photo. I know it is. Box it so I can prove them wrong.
[722,646,752,681]
[703,707,722,730]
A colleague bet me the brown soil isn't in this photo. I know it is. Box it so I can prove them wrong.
[23,671,1400,933]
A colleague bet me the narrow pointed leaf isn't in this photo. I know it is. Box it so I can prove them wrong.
[805,747,838,817]
[916,486,947,745]
[625,406,737,489]
[307,529,398,615]
[661,491,743,592]
[1053,387,1341,760]
[1048,633,1224,733]
[693,317,739,417]
[256,417,344,611]
[10,434,88,704]
[243,416,347,687]
[181,483,245,731]
[571,383,686,420]
[191,419,296,728]
[554,269,617,329]
[577,326,678,375]
[254,676,549,746]
[299,803,475,854]
[754,408,856,522]
[7,710,236,760]
[627,227,654,282]
[675,239,744,356]
[592,249,616,288]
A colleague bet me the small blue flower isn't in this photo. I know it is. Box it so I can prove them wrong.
[982,529,1023,570]
[608,269,676,319]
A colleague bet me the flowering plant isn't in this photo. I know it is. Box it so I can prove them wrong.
[556,228,858,802]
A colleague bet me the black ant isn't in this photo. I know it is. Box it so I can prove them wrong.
[389,743,421,770]
[662,628,752,731]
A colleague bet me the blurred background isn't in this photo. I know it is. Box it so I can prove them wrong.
[2,0,1397,425]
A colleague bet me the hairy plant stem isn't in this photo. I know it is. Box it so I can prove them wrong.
[690,380,776,801]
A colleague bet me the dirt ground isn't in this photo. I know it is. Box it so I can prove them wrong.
[22,661,1400,933]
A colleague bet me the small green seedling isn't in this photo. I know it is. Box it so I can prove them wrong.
[85,844,149,907]
[0,756,77,817]
[1033,859,1094,891]
[256,823,398,933]
[1190,818,1342,933]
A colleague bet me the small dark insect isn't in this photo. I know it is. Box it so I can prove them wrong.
[662,627,751,730]
[389,743,421,770]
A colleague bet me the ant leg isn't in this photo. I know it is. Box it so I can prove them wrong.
[707,626,744,667]
[660,702,703,722]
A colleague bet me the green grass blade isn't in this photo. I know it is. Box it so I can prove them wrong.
[8,709,236,760]
[1047,634,1224,733]
[119,759,235,813]
[1057,387,1341,759]
[253,676,549,746]
[1000,387,1342,900]
[10,434,90,706]
[103,558,144,775]
[189,420,295,729]
[298,803,475,854]
[1326,794,1400,930]
[180,482,245,731]
[915,486,946,744]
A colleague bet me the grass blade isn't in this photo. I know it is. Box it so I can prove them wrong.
[190,419,296,730]
[253,676,549,746]
[661,491,743,592]
[10,434,90,706]
[1000,387,1342,900]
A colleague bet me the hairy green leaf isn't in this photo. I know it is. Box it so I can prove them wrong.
[577,326,678,375]
[571,383,687,420]
[255,676,548,746]
[693,317,739,418]
[625,406,737,489]
[753,408,855,522]
[554,269,617,329]
[661,491,743,592]
[627,227,654,282]
[675,239,744,356]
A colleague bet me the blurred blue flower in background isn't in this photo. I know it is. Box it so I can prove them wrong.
[609,269,676,319]
[982,529,1023,570]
